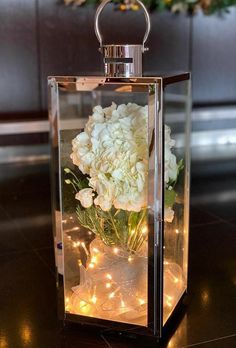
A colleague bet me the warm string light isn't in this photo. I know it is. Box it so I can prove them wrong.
[108,286,120,299]
[88,255,98,269]
[91,256,97,263]
[79,300,91,314]
[65,297,70,310]
[91,287,97,304]
[113,247,119,254]
[67,230,152,317]
[64,226,80,233]
[106,273,112,280]
[141,225,148,235]
[91,295,97,304]
[175,229,179,234]
[120,300,125,308]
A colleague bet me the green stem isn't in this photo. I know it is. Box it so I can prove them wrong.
[128,209,147,251]
[108,210,121,244]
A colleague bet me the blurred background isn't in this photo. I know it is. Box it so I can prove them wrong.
[0,0,236,173]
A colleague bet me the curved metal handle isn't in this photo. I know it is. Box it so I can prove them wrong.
[94,0,151,51]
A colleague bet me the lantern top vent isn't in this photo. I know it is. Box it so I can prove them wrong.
[94,0,151,78]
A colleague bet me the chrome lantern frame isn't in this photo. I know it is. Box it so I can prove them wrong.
[48,0,191,339]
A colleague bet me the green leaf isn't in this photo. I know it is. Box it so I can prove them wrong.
[165,189,177,208]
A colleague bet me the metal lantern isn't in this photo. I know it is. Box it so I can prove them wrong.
[49,0,191,339]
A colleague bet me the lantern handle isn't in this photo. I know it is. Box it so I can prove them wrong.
[94,0,151,52]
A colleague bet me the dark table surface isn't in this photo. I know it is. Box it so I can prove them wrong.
[0,161,235,348]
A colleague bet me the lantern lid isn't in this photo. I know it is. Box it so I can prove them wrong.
[94,0,151,78]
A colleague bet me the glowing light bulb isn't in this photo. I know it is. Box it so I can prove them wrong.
[166,295,173,301]
[69,216,73,220]
[91,256,97,264]
[113,247,119,254]
[139,299,145,305]
[120,300,125,308]
[175,229,179,234]
[91,295,97,304]
[174,277,179,283]
[166,301,172,308]
[128,256,133,262]
[106,274,112,280]
[78,259,82,267]
[106,282,111,289]
[109,292,115,299]
[79,300,91,314]
[65,297,69,303]
[141,225,148,235]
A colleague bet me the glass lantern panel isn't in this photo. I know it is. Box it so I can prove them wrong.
[163,80,190,323]
[57,82,152,326]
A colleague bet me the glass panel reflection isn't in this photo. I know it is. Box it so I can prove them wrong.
[59,87,149,326]
[163,80,190,323]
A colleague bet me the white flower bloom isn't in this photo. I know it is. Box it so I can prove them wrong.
[71,103,178,214]
[75,188,94,208]
[165,125,178,184]
[164,206,175,223]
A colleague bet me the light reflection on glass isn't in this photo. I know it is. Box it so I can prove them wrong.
[0,336,8,348]
[167,314,187,348]
[201,289,210,307]
[20,321,32,345]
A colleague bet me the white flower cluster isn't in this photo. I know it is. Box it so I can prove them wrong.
[71,103,178,214]
[165,125,178,184]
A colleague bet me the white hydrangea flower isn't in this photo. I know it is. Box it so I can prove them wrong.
[164,206,175,223]
[165,125,178,184]
[75,188,94,208]
[71,103,178,213]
